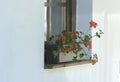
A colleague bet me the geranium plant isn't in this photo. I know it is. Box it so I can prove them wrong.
[49,20,103,65]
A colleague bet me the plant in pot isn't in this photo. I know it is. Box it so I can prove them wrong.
[45,20,103,65]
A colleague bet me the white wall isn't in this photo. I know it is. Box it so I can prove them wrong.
[0,0,120,82]
[93,0,120,82]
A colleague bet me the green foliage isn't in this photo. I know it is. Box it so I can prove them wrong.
[49,35,54,41]
[73,50,78,55]
[96,32,100,38]
[79,53,84,58]
[72,56,77,62]
[95,30,104,38]
[83,35,91,47]
[53,50,59,58]
[93,53,98,59]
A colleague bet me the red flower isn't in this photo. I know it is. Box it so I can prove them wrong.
[67,46,72,52]
[64,49,67,53]
[61,37,65,44]
[88,41,92,50]
[71,33,75,38]
[91,59,97,65]
[75,31,79,35]
[89,20,97,28]
[64,46,72,53]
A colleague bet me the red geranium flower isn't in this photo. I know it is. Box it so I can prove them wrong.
[75,31,79,35]
[91,59,97,65]
[88,41,92,50]
[61,37,65,44]
[89,20,97,28]
[64,46,72,53]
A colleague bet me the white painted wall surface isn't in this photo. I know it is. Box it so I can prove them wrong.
[0,0,120,82]
[93,0,120,82]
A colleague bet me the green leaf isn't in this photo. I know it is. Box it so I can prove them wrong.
[93,54,97,56]
[72,56,77,62]
[49,35,54,41]
[79,53,84,58]
[73,50,78,55]
[90,56,92,60]
[84,35,90,41]
[62,30,67,34]
[77,46,82,51]
[97,34,100,38]
[66,39,71,44]
[93,53,98,59]
[96,32,100,38]
[83,35,91,46]
[53,50,59,58]
[99,30,104,34]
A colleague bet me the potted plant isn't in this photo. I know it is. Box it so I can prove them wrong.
[45,21,103,65]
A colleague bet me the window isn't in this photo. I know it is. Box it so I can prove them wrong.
[44,0,93,69]
[44,0,76,41]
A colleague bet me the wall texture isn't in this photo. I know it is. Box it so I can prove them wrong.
[0,0,120,82]
[93,0,120,82]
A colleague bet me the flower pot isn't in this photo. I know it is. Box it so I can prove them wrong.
[45,42,59,64]
[45,42,90,64]
[59,51,90,63]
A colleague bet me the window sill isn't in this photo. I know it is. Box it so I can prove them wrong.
[44,59,91,69]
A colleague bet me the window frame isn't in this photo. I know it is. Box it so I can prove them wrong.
[45,0,77,41]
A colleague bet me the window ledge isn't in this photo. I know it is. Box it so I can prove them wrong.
[45,59,91,69]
